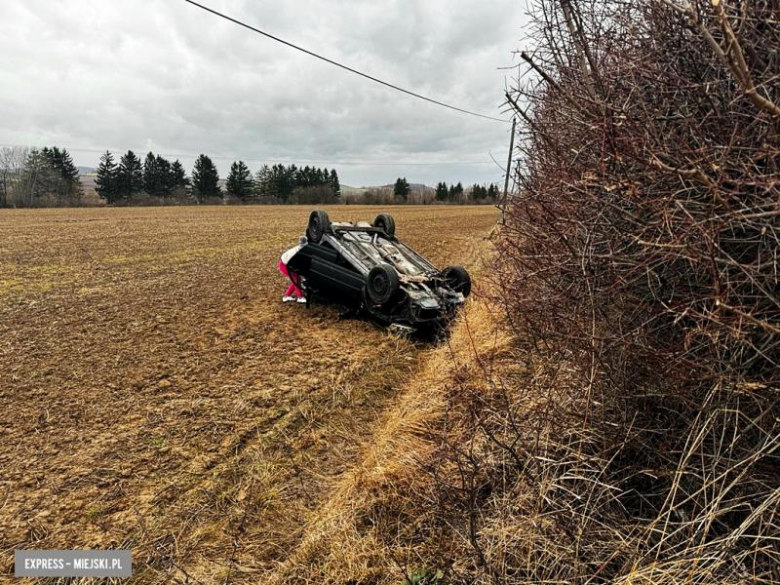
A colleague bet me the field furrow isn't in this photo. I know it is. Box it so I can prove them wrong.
[0,205,497,582]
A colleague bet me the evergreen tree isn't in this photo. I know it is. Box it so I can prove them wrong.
[435,182,449,201]
[57,148,81,198]
[37,147,58,198]
[448,182,464,202]
[156,155,173,197]
[141,152,175,197]
[171,160,188,189]
[226,160,253,201]
[394,177,410,202]
[328,169,341,201]
[329,169,341,199]
[41,147,83,202]
[96,151,120,204]
[487,183,499,201]
[289,165,299,193]
[263,165,281,200]
[269,164,295,202]
[295,166,306,188]
[192,154,220,201]
[455,182,464,201]
[40,147,54,162]
[470,184,488,201]
[117,150,143,200]
[143,152,159,195]
[253,165,271,200]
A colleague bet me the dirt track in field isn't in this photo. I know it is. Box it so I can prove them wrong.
[0,205,498,583]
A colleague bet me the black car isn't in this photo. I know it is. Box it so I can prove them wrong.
[286,210,472,332]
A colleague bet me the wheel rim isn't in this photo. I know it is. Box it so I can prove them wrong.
[371,272,388,297]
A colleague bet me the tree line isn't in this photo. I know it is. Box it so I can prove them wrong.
[367,177,499,205]
[95,151,342,205]
[435,181,498,203]
[95,151,188,203]
[1,146,498,207]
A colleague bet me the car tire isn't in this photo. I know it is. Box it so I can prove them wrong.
[373,213,396,237]
[443,265,472,297]
[306,210,330,243]
[366,263,400,305]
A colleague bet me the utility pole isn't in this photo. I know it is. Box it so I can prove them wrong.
[501,117,517,224]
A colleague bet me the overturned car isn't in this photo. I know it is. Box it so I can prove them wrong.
[287,210,472,332]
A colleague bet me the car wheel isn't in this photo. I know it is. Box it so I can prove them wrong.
[306,210,330,243]
[366,263,400,305]
[373,213,396,237]
[443,265,472,297]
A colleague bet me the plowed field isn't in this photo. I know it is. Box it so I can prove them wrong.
[0,205,498,583]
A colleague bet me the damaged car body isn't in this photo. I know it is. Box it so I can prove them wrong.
[286,210,472,332]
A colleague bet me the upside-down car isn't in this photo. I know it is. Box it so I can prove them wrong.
[286,210,472,332]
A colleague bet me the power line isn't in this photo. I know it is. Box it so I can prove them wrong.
[0,144,498,167]
[181,0,509,124]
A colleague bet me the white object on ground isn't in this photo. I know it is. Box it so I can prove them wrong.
[282,296,296,303]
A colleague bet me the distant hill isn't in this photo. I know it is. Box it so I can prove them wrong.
[341,185,368,195]
[342,183,431,193]
[77,166,96,175]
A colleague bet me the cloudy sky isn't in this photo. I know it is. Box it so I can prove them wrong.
[1,0,527,187]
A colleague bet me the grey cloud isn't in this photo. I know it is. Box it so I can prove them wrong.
[1,0,528,187]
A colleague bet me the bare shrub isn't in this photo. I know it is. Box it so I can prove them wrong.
[428,1,780,582]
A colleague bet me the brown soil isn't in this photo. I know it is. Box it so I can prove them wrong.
[0,205,498,583]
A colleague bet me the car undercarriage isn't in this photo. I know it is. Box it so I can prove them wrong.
[286,210,472,332]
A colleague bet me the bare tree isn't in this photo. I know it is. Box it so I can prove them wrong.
[0,146,28,207]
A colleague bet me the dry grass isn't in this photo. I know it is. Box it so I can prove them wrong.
[263,292,514,585]
[0,205,498,584]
